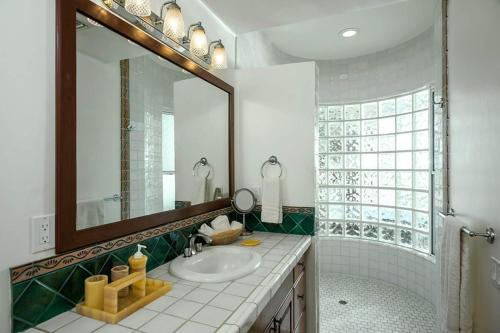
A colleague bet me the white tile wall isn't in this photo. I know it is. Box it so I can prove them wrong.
[319,237,439,307]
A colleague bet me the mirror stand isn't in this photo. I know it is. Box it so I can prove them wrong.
[241,213,252,236]
[232,188,257,236]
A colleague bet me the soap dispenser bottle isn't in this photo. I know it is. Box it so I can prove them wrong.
[128,244,148,297]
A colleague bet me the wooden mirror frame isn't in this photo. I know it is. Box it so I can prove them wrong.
[56,0,234,253]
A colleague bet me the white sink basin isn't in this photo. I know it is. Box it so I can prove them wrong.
[169,246,262,283]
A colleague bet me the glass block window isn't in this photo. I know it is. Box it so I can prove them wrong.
[316,89,432,254]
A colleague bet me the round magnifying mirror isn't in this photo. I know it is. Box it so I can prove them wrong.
[232,188,256,236]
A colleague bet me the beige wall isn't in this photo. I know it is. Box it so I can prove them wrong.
[448,0,500,332]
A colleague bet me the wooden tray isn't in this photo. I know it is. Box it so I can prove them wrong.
[76,273,171,324]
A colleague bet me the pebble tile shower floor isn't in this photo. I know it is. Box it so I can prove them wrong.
[320,273,437,333]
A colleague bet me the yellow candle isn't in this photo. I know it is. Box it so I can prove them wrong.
[84,275,108,310]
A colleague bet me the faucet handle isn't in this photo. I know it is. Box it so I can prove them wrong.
[183,248,193,258]
[195,243,203,253]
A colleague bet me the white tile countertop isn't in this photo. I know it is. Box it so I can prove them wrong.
[28,232,312,333]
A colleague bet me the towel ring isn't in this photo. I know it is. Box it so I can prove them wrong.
[192,157,212,178]
[260,155,283,178]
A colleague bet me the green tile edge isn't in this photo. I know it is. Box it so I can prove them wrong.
[10,206,314,332]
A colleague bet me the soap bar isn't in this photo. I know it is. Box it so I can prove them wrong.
[241,239,262,247]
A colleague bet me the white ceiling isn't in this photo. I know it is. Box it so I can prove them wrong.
[264,0,437,60]
[200,0,437,61]
[200,0,410,34]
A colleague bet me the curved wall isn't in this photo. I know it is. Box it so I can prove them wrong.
[319,237,439,307]
[317,28,442,310]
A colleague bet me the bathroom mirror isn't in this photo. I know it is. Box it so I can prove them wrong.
[232,188,257,236]
[56,0,234,253]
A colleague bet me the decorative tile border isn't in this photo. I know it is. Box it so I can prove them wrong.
[252,205,315,214]
[10,206,232,284]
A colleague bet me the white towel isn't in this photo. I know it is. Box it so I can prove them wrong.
[211,215,231,231]
[77,199,104,229]
[199,223,215,236]
[440,216,473,333]
[192,175,207,205]
[261,176,282,224]
[230,221,243,230]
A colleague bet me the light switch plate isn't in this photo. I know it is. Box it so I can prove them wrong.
[31,214,55,253]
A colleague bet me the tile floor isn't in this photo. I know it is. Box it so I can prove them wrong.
[320,273,437,333]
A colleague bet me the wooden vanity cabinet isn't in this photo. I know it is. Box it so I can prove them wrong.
[250,254,307,333]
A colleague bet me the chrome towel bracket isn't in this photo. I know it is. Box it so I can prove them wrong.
[461,226,495,244]
[439,208,495,244]
[260,155,283,178]
[192,157,212,178]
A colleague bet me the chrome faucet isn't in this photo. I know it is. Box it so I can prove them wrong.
[187,233,212,256]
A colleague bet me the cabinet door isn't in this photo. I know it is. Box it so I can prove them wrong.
[274,290,293,333]
[293,271,306,329]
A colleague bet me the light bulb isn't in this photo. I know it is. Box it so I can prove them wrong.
[162,3,185,41]
[211,43,227,69]
[189,26,208,57]
[124,0,151,17]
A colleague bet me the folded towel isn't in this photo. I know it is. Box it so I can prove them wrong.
[261,176,282,224]
[230,221,243,230]
[199,223,215,236]
[77,199,104,229]
[192,175,207,205]
[440,216,473,333]
[211,215,231,231]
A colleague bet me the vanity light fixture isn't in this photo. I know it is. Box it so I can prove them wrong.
[207,40,228,69]
[340,28,359,38]
[160,1,185,42]
[124,0,151,17]
[184,22,209,57]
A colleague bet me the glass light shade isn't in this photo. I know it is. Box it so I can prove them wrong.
[162,3,185,41]
[124,0,151,17]
[211,44,227,69]
[189,26,208,57]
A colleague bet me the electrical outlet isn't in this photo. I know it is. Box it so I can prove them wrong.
[31,214,55,253]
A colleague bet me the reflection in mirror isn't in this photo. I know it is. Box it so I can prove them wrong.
[76,13,229,230]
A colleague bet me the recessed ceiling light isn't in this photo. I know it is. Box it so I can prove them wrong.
[340,28,359,38]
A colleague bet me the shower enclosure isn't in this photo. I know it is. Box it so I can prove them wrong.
[315,2,446,330]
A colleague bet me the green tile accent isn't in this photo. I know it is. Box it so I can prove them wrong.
[11,220,207,333]
[10,206,313,332]
[236,207,315,236]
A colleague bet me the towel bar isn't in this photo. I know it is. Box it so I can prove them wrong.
[260,155,283,178]
[104,194,122,202]
[438,208,455,218]
[439,208,495,244]
[461,226,495,244]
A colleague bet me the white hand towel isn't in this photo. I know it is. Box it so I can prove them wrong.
[199,223,215,236]
[230,221,243,230]
[192,175,207,205]
[440,216,473,333]
[77,199,104,229]
[211,215,231,231]
[261,176,282,224]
